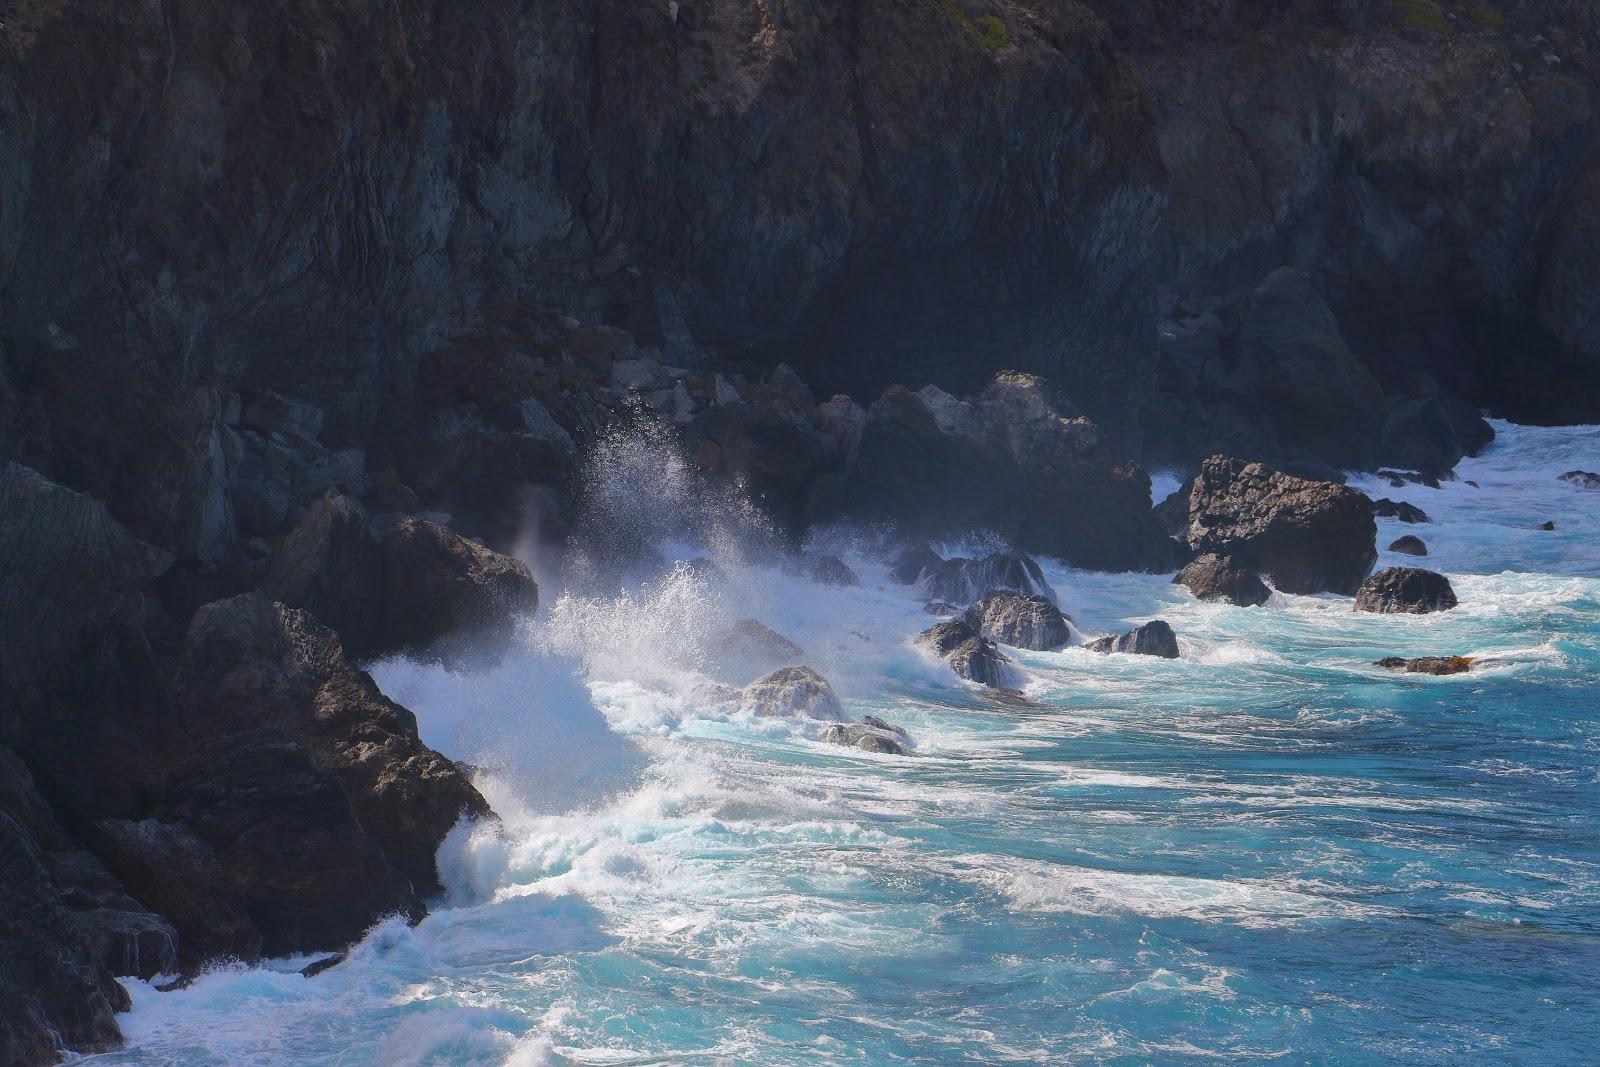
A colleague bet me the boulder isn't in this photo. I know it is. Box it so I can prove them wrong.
[823,374,1175,572]
[378,518,538,659]
[1353,568,1458,614]
[819,716,913,755]
[1538,520,1557,531]
[264,491,383,655]
[1559,470,1600,489]
[1178,455,1377,595]
[962,593,1070,650]
[1388,535,1428,556]
[1374,655,1473,675]
[809,554,859,586]
[1373,498,1430,523]
[1087,620,1180,658]
[919,552,1057,607]
[737,667,846,721]
[889,542,945,585]
[915,621,1015,688]
[1175,553,1271,607]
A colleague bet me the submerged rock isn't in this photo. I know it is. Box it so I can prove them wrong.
[915,620,1015,688]
[1375,655,1473,675]
[1353,567,1458,614]
[1373,498,1431,523]
[919,552,1057,607]
[819,716,913,755]
[1175,553,1271,607]
[738,667,846,721]
[1559,470,1600,489]
[1178,455,1376,595]
[962,593,1070,650]
[1087,620,1180,658]
[1388,535,1428,556]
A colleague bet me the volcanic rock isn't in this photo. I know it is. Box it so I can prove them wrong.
[916,621,1015,688]
[1175,553,1271,607]
[1087,620,1180,658]
[919,552,1057,607]
[1374,656,1473,675]
[962,594,1071,650]
[1353,568,1458,614]
[1373,499,1431,523]
[378,518,538,660]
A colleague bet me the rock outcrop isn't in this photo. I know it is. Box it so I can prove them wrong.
[819,717,913,756]
[962,594,1071,651]
[1374,499,1431,524]
[1175,553,1272,607]
[737,668,846,721]
[918,552,1058,608]
[1375,656,1473,676]
[1087,620,1180,659]
[1354,568,1459,614]
[916,621,1015,688]
[378,518,539,660]
[1177,456,1377,596]
[708,620,805,683]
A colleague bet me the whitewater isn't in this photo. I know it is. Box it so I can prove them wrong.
[85,420,1600,1065]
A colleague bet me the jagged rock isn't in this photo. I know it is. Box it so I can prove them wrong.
[1373,498,1430,523]
[1375,655,1473,675]
[923,600,961,616]
[1178,456,1376,595]
[962,593,1070,650]
[1353,568,1458,614]
[1087,620,1180,658]
[916,621,1015,687]
[890,542,945,585]
[46,849,178,981]
[1175,553,1271,607]
[919,552,1057,607]
[378,518,538,660]
[823,374,1175,572]
[1559,470,1600,489]
[1388,535,1428,556]
[707,620,804,681]
[264,491,383,654]
[809,555,859,586]
[737,667,846,721]
[819,716,913,755]
[1153,481,1193,537]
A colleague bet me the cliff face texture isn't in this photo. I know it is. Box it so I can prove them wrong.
[2,0,1600,1059]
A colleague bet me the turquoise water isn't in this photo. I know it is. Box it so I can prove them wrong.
[90,421,1600,1065]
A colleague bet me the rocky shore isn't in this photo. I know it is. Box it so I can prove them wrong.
[1,0,1593,1061]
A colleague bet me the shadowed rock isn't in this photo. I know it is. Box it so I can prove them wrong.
[819,716,913,755]
[919,552,1057,607]
[962,593,1070,650]
[1175,553,1271,607]
[1177,456,1376,595]
[889,542,945,585]
[916,620,1015,688]
[1375,655,1472,675]
[1388,535,1428,556]
[809,554,859,586]
[1354,568,1458,614]
[738,667,846,721]
[1088,620,1180,658]
[379,518,538,660]
[1373,499,1430,523]
[1559,470,1600,489]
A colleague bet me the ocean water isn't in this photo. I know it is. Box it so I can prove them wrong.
[86,421,1600,1065]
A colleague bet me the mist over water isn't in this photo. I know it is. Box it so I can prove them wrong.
[90,421,1600,1065]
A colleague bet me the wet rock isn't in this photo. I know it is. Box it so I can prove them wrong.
[1538,520,1557,531]
[889,542,945,585]
[300,951,347,978]
[1559,470,1600,489]
[962,593,1070,650]
[690,400,826,536]
[737,667,846,721]
[923,600,961,616]
[45,849,178,981]
[1388,535,1428,556]
[1374,655,1473,675]
[708,620,804,681]
[809,554,859,586]
[919,552,1057,607]
[378,518,538,660]
[1373,498,1430,523]
[915,620,1015,688]
[819,716,913,755]
[1175,553,1271,607]
[1087,620,1180,659]
[1178,455,1377,595]
[264,491,383,655]
[1353,568,1458,614]
[1377,468,1442,489]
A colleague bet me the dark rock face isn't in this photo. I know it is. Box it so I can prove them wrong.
[737,667,846,721]
[1179,456,1377,596]
[379,518,538,660]
[1560,470,1600,489]
[916,621,1015,688]
[1374,499,1431,523]
[1088,620,1179,659]
[1539,520,1557,531]
[1175,553,1271,607]
[962,594,1071,651]
[823,376,1176,571]
[919,552,1058,608]
[1375,655,1472,676]
[1354,568,1459,614]
[809,555,859,587]
[889,543,945,586]
[1388,535,1428,556]
[819,716,913,756]
[264,492,384,655]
